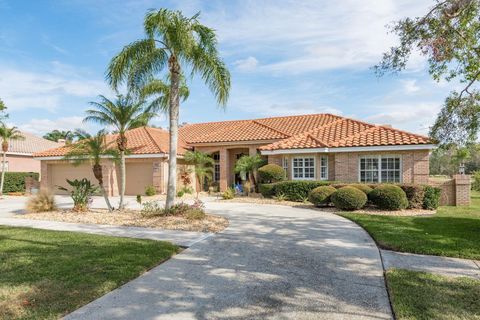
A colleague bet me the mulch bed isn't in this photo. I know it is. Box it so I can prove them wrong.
[19,209,229,233]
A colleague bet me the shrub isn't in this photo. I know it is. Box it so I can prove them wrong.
[308,186,337,206]
[26,189,56,213]
[273,192,288,202]
[258,164,286,183]
[369,184,408,210]
[472,171,480,191]
[399,184,425,209]
[423,185,441,210]
[57,178,98,212]
[271,180,331,201]
[186,208,206,220]
[145,185,156,196]
[222,187,235,200]
[258,183,275,198]
[331,186,367,211]
[177,190,185,197]
[3,172,39,193]
[140,201,163,217]
[348,184,373,195]
[136,195,142,204]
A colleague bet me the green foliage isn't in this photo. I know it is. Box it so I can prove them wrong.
[145,185,156,196]
[177,190,185,197]
[57,178,98,212]
[184,150,214,195]
[186,208,206,220]
[43,130,74,143]
[271,180,331,202]
[331,186,367,211]
[423,185,441,210]
[26,189,56,213]
[257,164,286,183]
[347,184,373,195]
[258,183,276,198]
[374,0,480,144]
[141,199,205,218]
[3,172,39,193]
[222,187,235,200]
[308,186,337,207]
[369,185,408,210]
[234,154,265,190]
[136,195,142,204]
[399,184,426,209]
[273,192,288,202]
[472,171,480,191]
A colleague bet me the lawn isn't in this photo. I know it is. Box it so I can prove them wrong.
[340,191,480,259]
[386,269,480,320]
[0,226,179,320]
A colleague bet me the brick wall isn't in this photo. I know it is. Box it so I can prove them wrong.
[429,175,471,206]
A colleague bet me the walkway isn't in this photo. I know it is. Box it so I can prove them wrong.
[381,249,480,280]
[65,202,393,320]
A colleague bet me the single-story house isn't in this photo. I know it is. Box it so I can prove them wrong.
[4,131,63,173]
[34,113,435,195]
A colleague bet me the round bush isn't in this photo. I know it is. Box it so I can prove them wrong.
[308,186,337,207]
[369,184,408,210]
[258,164,286,183]
[348,184,373,195]
[331,186,367,211]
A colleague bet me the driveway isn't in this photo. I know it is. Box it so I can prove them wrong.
[66,201,392,320]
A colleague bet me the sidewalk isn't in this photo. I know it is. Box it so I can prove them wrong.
[0,217,212,247]
[381,249,480,279]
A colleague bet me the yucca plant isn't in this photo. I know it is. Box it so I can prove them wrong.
[58,178,98,212]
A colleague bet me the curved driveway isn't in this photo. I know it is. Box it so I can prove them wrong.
[66,202,392,320]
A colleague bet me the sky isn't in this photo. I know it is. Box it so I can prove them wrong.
[0,0,453,136]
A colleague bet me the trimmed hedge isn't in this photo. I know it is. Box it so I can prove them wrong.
[258,164,286,183]
[258,183,276,198]
[3,172,39,193]
[308,186,337,207]
[423,185,441,210]
[331,186,367,211]
[369,185,408,210]
[270,180,331,201]
[348,184,373,195]
[399,184,425,209]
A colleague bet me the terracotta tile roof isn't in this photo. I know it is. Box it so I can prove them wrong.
[8,131,63,155]
[34,113,433,157]
[34,127,190,157]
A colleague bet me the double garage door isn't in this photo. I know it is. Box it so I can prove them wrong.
[48,162,154,195]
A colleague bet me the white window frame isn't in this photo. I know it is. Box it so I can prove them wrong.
[319,155,328,180]
[292,156,316,180]
[282,157,289,173]
[358,155,402,183]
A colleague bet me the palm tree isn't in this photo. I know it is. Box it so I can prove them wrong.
[64,130,119,211]
[0,124,24,196]
[234,154,264,193]
[43,130,75,143]
[184,150,214,198]
[107,9,230,209]
[84,94,154,209]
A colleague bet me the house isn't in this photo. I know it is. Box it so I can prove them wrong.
[34,113,435,195]
[4,131,63,173]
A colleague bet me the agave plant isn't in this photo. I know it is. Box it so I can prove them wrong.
[58,178,98,212]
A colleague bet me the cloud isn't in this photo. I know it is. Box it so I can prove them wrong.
[16,116,88,135]
[0,62,108,111]
[233,56,259,72]
[401,79,420,94]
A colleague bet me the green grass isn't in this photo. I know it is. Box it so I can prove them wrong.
[386,269,480,320]
[340,191,480,259]
[0,226,179,320]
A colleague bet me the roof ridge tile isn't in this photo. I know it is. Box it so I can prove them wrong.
[251,120,290,138]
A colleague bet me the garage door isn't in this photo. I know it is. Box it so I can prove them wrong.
[125,162,153,195]
[48,163,96,195]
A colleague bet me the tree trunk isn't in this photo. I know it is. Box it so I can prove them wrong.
[93,164,113,212]
[0,151,6,196]
[166,56,180,209]
[118,151,126,209]
[100,182,113,212]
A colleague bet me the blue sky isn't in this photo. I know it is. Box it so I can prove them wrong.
[0,0,452,136]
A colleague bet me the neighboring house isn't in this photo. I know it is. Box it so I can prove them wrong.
[4,131,63,173]
[34,114,435,195]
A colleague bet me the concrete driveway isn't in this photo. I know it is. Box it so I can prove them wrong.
[66,201,392,320]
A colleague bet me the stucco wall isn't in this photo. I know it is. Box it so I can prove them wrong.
[5,154,40,173]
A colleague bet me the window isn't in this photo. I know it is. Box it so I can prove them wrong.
[212,153,220,182]
[359,155,401,183]
[320,155,328,180]
[282,157,288,173]
[292,157,315,180]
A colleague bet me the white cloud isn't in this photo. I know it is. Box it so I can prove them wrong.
[401,79,420,94]
[16,116,88,135]
[0,62,108,111]
[233,56,258,72]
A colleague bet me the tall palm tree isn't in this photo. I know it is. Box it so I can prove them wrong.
[43,130,75,143]
[0,124,24,196]
[234,154,264,193]
[184,150,214,198]
[107,9,230,209]
[84,94,154,209]
[64,130,119,211]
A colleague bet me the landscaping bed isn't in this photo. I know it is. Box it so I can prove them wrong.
[386,269,480,320]
[19,209,228,233]
[0,226,179,320]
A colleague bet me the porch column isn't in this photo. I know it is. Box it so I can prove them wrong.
[40,161,48,190]
[219,147,228,191]
[248,146,258,156]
